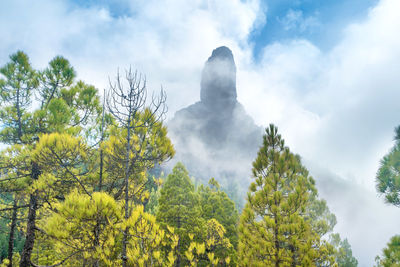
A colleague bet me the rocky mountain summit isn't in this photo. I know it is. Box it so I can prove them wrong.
[167,46,263,202]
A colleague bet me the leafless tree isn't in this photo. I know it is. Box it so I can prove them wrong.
[106,68,169,267]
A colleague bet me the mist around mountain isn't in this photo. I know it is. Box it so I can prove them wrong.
[167,46,263,206]
[166,46,400,266]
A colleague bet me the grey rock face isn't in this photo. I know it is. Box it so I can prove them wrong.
[167,46,263,205]
[200,46,237,106]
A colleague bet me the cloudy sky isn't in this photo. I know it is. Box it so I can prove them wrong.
[1,0,400,265]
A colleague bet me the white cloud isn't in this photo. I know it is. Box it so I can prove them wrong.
[238,0,400,265]
[0,0,262,113]
[1,0,400,265]
[278,9,320,33]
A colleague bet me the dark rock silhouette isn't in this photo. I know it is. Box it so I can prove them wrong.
[201,46,237,106]
[167,46,263,204]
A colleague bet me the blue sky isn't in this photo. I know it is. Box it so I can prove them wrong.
[68,0,378,58]
[69,0,133,17]
[1,0,400,265]
[249,0,378,56]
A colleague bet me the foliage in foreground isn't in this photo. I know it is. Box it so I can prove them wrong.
[376,126,400,206]
[375,235,400,267]
[375,125,400,266]
[156,163,236,266]
[0,51,358,267]
[239,124,338,266]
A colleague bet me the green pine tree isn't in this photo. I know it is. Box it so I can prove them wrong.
[375,235,400,267]
[238,124,336,266]
[329,233,358,267]
[156,163,202,266]
[0,51,101,266]
[198,178,239,249]
[376,125,400,206]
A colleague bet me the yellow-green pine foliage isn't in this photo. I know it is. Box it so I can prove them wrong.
[0,145,32,264]
[101,110,174,202]
[42,190,122,266]
[185,219,233,267]
[238,124,336,266]
[39,190,177,266]
[0,253,20,267]
[31,133,94,198]
[156,162,203,266]
[198,178,239,249]
[204,218,233,266]
[0,51,101,266]
[30,236,63,266]
[0,145,32,191]
[0,51,100,197]
[375,235,400,267]
[125,205,177,267]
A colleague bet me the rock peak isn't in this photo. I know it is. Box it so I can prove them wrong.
[209,46,234,62]
[167,46,263,207]
[200,46,237,105]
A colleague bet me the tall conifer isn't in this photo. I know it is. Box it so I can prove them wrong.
[156,163,202,266]
[238,124,335,266]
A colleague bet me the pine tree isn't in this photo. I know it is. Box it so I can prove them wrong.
[198,178,239,249]
[0,51,38,267]
[105,69,174,266]
[39,190,122,266]
[238,124,335,266]
[37,190,178,266]
[375,235,400,267]
[156,163,202,266]
[376,125,400,206]
[0,51,101,266]
[329,233,358,267]
[185,219,233,266]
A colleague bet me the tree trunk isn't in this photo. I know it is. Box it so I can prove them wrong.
[16,88,22,142]
[20,161,40,267]
[176,215,181,267]
[98,92,105,192]
[7,197,18,267]
[122,119,131,267]
[176,238,181,267]
[274,223,279,267]
[98,149,103,192]
[93,219,100,267]
[19,193,38,267]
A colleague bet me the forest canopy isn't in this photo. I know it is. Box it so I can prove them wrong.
[0,51,359,266]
